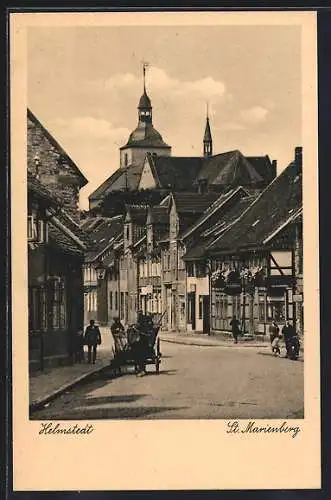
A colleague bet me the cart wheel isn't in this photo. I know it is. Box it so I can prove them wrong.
[155,358,160,374]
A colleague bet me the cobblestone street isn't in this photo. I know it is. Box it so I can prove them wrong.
[31,341,304,420]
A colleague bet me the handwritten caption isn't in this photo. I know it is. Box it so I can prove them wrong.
[226,420,301,438]
[39,422,94,436]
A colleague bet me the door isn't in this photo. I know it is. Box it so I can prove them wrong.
[202,296,210,333]
[188,292,196,330]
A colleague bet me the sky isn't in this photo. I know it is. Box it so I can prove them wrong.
[27,24,301,210]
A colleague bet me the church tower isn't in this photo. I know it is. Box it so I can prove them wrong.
[119,64,171,168]
[203,104,213,157]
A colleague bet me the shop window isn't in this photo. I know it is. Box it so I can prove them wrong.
[49,279,66,329]
[267,299,285,322]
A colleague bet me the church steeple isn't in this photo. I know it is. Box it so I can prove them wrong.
[203,103,213,157]
[138,62,152,124]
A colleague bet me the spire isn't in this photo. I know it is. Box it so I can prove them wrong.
[138,61,152,123]
[203,103,213,157]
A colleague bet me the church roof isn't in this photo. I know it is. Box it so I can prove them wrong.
[148,154,204,191]
[121,121,171,149]
[89,164,144,202]
[138,90,152,109]
[195,150,264,188]
[203,117,212,142]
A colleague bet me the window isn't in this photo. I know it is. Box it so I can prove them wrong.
[49,279,66,329]
[109,291,113,310]
[115,291,118,311]
[186,263,195,277]
[28,215,38,241]
[124,153,128,166]
[196,262,206,278]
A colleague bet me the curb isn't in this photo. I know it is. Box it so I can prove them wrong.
[29,362,111,413]
[159,337,269,348]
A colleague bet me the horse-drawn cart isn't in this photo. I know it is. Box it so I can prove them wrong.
[111,322,162,375]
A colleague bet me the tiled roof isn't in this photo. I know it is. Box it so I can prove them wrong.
[149,154,204,191]
[195,150,264,188]
[246,156,275,183]
[89,164,144,201]
[208,160,302,254]
[27,109,88,188]
[183,195,256,261]
[48,225,84,257]
[180,186,248,241]
[85,215,124,262]
[28,170,59,206]
[173,192,219,215]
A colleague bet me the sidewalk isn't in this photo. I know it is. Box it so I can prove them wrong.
[159,331,295,348]
[159,331,304,353]
[29,327,114,411]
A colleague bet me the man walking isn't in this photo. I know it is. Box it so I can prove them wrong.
[230,315,241,344]
[84,319,102,364]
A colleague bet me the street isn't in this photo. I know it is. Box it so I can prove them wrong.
[31,342,304,420]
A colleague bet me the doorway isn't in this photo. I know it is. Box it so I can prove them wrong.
[202,296,210,334]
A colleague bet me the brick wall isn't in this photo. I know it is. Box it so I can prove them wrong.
[27,115,81,223]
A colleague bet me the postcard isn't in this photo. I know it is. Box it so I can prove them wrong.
[11,10,320,491]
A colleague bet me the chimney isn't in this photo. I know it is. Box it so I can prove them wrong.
[271,159,277,179]
[294,146,302,173]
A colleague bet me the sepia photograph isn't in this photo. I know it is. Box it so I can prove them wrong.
[11,10,320,491]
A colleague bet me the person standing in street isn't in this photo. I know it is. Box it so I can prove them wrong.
[269,321,280,353]
[230,315,241,344]
[84,319,102,364]
[282,320,296,358]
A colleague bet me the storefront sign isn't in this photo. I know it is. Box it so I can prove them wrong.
[224,283,241,296]
[141,285,153,295]
[265,275,295,287]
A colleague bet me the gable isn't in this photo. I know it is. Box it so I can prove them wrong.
[138,157,157,190]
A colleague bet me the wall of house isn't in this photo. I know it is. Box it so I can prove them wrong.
[107,269,120,324]
[138,160,157,190]
[29,245,84,371]
[27,115,81,222]
[186,275,209,332]
[120,146,170,169]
